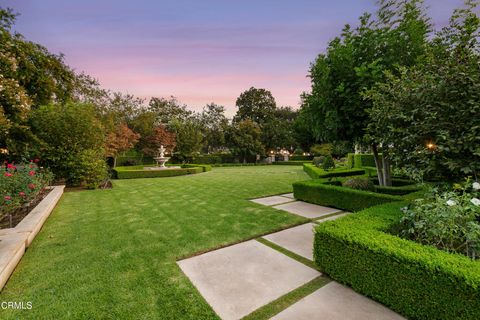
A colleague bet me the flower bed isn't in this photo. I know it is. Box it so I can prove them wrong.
[1,161,53,228]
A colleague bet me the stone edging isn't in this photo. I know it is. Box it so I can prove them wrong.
[0,185,65,291]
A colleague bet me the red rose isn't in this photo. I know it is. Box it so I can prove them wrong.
[33,159,40,163]
[4,172,12,177]
[4,195,11,201]
[19,192,26,197]
[28,183,36,190]
[7,163,14,169]
[28,171,35,176]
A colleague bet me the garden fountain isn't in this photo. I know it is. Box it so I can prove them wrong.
[144,145,180,170]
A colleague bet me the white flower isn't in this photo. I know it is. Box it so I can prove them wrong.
[471,198,480,206]
[446,200,457,206]
[473,182,480,190]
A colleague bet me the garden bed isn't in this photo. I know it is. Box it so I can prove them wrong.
[313,202,480,320]
[0,185,65,291]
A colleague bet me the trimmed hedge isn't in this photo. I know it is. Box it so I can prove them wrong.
[272,161,310,166]
[347,153,354,169]
[293,180,402,212]
[210,163,271,167]
[314,202,480,320]
[113,165,205,179]
[290,155,314,161]
[182,164,212,172]
[353,153,376,168]
[374,184,422,195]
[303,164,365,179]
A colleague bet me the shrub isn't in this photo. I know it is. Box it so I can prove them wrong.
[343,178,374,191]
[113,165,208,179]
[331,141,352,158]
[353,154,376,168]
[347,153,354,169]
[374,184,422,195]
[73,149,108,189]
[322,155,335,170]
[290,155,313,161]
[312,156,325,167]
[303,164,365,179]
[314,201,480,320]
[181,164,212,172]
[1,161,53,220]
[293,180,402,212]
[272,161,309,166]
[398,181,480,259]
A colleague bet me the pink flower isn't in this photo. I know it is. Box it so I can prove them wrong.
[19,192,26,197]
[7,163,15,169]
[28,171,35,176]
[28,183,36,190]
[4,195,11,201]
[4,172,12,177]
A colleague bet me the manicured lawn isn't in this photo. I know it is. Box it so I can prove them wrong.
[0,166,308,319]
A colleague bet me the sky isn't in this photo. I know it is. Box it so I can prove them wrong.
[3,0,465,117]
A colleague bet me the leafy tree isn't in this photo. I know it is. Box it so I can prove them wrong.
[262,106,298,151]
[299,0,431,185]
[366,1,480,181]
[200,103,228,153]
[227,119,264,163]
[29,103,106,185]
[171,117,204,157]
[234,87,276,125]
[148,96,192,124]
[142,125,176,157]
[106,123,140,167]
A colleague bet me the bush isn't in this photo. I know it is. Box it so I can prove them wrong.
[303,164,365,179]
[113,166,203,179]
[290,155,313,161]
[181,164,212,172]
[310,144,332,157]
[72,149,108,189]
[353,154,376,168]
[272,161,309,166]
[191,155,222,164]
[374,184,422,195]
[343,178,374,191]
[1,161,53,219]
[312,156,325,167]
[314,201,480,320]
[331,141,352,158]
[322,155,335,170]
[347,153,354,169]
[398,181,480,259]
[293,180,402,211]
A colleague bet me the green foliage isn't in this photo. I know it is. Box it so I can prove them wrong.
[352,154,376,168]
[113,166,203,179]
[303,164,365,179]
[374,184,422,196]
[314,201,480,320]
[347,153,354,169]
[312,156,325,167]
[200,103,228,153]
[398,181,480,259]
[29,103,106,185]
[234,87,276,125]
[342,178,374,191]
[290,155,313,161]
[272,161,309,166]
[294,180,402,212]
[366,3,480,181]
[321,155,335,170]
[181,164,212,172]
[331,141,352,158]
[227,119,264,163]
[73,149,108,189]
[310,144,332,157]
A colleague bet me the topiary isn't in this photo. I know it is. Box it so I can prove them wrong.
[313,156,325,167]
[343,178,374,191]
[322,155,335,171]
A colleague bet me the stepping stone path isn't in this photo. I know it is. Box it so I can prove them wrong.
[271,281,405,320]
[177,240,320,320]
[178,194,404,319]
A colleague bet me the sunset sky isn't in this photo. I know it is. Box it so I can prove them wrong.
[4,0,463,116]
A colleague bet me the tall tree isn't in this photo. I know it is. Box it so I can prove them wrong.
[142,125,176,157]
[227,119,264,163]
[234,87,276,125]
[105,123,140,167]
[200,103,228,153]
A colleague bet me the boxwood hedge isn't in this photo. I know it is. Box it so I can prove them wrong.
[293,180,402,212]
[314,202,480,320]
[113,165,205,179]
[303,164,365,179]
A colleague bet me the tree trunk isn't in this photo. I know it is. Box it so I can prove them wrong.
[382,151,392,187]
[113,156,117,168]
[371,144,384,186]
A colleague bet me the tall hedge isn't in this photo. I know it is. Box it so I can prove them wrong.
[314,202,480,320]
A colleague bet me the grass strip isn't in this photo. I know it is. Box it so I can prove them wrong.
[256,237,318,270]
[241,276,330,320]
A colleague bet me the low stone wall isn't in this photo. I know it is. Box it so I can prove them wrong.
[0,185,65,290]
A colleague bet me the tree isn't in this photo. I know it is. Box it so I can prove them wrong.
[142,125,176,157]
[298,0,431,185]
[29,103,106,185]
[227,119,264,163]
[105,123,140,167]
[200,103,228,153]
[234,87,276,125]
[366,1,480,181]
[148,96,192,124]
[171,117,204,157]
[262,106,298,151]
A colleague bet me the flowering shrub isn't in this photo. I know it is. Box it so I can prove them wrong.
[0,161,53,221]
[398,179,480,259]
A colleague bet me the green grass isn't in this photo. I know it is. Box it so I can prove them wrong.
[241,276,330,320]
[0,166,309,319]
